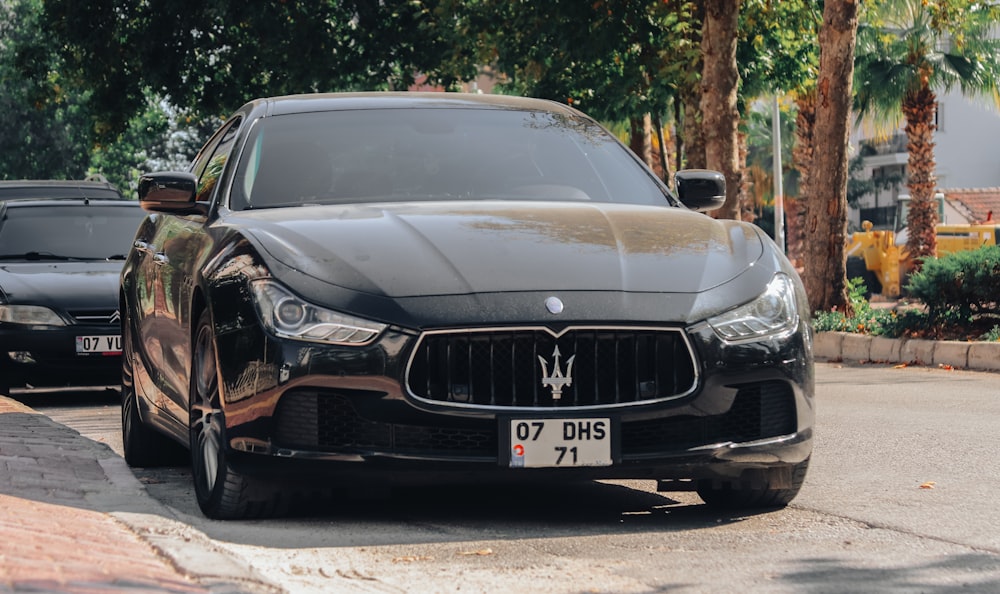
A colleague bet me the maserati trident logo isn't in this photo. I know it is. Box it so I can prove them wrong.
[544,296,564,314]
[109,310,121,324]
[538,345,575,401]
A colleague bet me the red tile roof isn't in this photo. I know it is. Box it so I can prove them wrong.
[943,188,1000,224]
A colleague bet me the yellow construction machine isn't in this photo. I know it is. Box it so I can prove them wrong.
[846,220,998,297]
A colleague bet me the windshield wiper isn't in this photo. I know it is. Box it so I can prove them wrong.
[0,251,87,261]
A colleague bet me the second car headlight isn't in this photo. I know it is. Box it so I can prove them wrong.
[0,304,67,327]
[707,274,799,342]
[250,279,386,345]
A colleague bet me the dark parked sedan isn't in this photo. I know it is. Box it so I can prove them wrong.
[120,92,814,519]
[0,193,145,395]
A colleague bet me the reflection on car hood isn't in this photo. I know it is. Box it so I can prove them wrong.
[0,262,124,309]
[240,201,765,298]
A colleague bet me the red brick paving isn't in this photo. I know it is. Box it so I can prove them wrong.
[0,494,206,593]
[0,397,209,593]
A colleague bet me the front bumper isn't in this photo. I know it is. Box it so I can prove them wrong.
[0,325,121,392]
[208,290,815,487]
[218,343,813,487]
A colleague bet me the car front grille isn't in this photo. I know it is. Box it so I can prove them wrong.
[271,381,796,459]
[405,327,697,410]
[67,308,121,326]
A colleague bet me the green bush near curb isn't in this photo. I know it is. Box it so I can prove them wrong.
[814,246,1000,342]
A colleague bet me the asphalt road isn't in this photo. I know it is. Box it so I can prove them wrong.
[31,362,1000,593]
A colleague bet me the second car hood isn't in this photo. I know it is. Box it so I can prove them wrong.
[239,201,765,298]
[0,261,123,309]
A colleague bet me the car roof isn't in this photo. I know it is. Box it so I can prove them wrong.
[0,179,126,201]
[248,92,582,119]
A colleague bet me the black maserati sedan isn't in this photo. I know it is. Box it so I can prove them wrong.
[0,192,144,395]
[120,92,814,519]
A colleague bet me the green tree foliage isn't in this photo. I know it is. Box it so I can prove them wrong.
[29,0,480,139]
[472,0,698,124]
[853,0,1000,264]
[737,0,821,102]
[0,0,91,179]
[88,96,224,192]
[1,0,213,185]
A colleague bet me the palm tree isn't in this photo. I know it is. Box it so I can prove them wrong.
[853,1,1000,266]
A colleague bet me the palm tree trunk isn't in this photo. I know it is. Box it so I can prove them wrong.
[681,84,706,169]
[902,86,938,265]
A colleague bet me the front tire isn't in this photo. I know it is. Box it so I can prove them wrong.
[696,458,810,510]
[190,308,280,519]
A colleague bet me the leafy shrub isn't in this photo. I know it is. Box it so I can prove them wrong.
[813,246,1000,341]
[905,245,1000,320]
[812,277,909,337]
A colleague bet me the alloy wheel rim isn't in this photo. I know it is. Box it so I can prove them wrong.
[193,322,223,494]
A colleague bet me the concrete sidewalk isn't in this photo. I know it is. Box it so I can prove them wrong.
[0,397,273,594]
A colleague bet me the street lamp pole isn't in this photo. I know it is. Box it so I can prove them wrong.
[772,94,785,254]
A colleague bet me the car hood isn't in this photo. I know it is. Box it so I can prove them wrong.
[238,201,765,298]
[0,261,124,310]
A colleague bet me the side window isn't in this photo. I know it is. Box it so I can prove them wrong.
[191,116,243,203]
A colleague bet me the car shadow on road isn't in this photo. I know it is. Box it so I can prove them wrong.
[133,462,782,548]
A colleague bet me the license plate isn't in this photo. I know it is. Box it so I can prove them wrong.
[509,418,611,468]
[75,335,121,355]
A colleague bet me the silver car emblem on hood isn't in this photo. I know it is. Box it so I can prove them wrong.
[545,296,564,314]
[109,310,121,324]
[538,345,575,401]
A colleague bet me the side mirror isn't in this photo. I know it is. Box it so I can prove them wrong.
[674,169,726,212]
[137,172,207,215]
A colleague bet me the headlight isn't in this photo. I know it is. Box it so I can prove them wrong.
[708,274,799,342]
[250,279,386,345]
[0,305,67,326]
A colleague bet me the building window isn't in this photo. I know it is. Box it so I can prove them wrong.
[859,206,896,229]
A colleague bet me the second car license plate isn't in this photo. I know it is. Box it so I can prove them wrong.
[75,335,121,355]
[509,418,611,468]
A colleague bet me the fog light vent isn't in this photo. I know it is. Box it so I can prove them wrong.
[8,351,36,364]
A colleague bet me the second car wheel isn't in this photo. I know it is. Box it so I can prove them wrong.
[190,308,281,520]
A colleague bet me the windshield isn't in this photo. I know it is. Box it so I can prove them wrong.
[0,203,145,260]
[231,108,672,210]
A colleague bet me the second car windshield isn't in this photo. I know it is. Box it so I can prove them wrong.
[232,108,671,210]
[0,204,145,260]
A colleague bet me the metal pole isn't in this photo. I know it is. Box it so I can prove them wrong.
[772,95,785,254]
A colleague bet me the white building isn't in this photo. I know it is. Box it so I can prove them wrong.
[851,87,1000,231]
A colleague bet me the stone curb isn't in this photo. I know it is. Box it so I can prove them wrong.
[814,331,1000,372]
